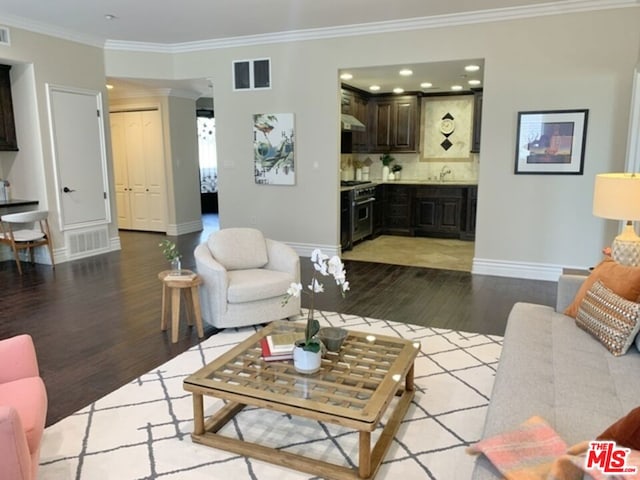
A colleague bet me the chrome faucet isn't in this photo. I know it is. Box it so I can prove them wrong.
[439,165,452,182]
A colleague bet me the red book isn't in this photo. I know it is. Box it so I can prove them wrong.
[260,337,293,361]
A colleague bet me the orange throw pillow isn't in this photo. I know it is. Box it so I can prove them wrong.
[597,406,640,450]
[564,258,640,318]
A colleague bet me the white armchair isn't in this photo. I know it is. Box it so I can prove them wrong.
[194,228,301,329]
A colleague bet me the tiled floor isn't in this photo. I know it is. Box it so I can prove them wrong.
[341,235,475,272]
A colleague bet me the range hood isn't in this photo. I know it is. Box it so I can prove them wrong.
[341,114,366,132]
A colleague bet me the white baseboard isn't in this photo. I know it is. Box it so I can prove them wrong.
[167,220,203,236]
[286,242,340,258]
[472,258,563,281]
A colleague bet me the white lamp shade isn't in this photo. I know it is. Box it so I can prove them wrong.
[593,173,640,221]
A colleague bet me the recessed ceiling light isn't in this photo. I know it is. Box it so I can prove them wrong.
[106,84,114,90]
[420,82,433,89]
[369,85,381,91]
[451,85,463,91]
[393,87,404,94]
[399,69,413,77]
[468,79,481,86]
[465,65,480,72]
[340,73,353,80]
[104,14,117,20]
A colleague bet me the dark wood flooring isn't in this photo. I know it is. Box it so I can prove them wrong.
[0,218,556,426]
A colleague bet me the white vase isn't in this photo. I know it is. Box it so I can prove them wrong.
[388,172,395,181]
[293,345,322,374]
[382,165,389,181]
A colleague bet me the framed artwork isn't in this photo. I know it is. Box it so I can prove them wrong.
[253,113,295,185]
[514,109,588,175]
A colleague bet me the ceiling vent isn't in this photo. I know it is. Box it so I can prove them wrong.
[0,27,10,46]
[233,58,271,91]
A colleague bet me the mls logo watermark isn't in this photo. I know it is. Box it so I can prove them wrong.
[586,441,638,475]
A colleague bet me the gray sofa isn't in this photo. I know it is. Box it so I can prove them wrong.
[472,274,640,479]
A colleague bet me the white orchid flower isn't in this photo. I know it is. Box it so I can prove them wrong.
[341,281,350,293]
[308,278,324,293]
[327,256,344,276]
[286,282,303,297]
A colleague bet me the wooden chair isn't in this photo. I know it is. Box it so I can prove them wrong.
[0,210,55,275]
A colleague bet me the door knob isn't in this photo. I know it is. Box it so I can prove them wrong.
[63,187,76,193]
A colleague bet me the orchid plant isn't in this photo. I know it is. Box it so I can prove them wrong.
[283,249,350,352]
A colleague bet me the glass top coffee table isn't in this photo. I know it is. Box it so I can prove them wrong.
[183,320,420,479]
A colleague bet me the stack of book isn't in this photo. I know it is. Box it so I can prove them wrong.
[165,271,197,282]
[260,332,303,361]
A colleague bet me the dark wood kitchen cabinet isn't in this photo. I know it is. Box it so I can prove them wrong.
[471,89,483,153]
[369,95,419,153]
[413,186,464,237]
[0,65,18,151]
[461,185,478,240]
[383,184,413,235]
[372,184,384,236]
[341,87,368,152]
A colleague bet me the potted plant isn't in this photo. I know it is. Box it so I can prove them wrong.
[379,153,395,181]
[391,164,403,181]
[282,249,349,373]
[159,239,182,272]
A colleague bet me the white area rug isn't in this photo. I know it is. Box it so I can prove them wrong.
[40,311,502,479]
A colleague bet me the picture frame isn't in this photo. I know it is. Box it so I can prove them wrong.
[253,113,295,185]
[514,109,588,175]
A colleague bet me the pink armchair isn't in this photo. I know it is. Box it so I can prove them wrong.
[0,335,47,480]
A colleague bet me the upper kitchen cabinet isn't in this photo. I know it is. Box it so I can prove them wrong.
[341,87,368,152]
[471,89,483,153]
[0,65,18,151]
[369,95,419,153]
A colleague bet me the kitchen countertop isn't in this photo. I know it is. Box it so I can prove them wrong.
[341,180,478,191]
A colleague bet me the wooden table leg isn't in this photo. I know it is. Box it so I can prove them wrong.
[359,430,371,478]
[193,394,205,435]
[405,363,415,392]
[160,283,168,331]
[183,289,194,326]
[171,287,181,343]
[190,286,204,338]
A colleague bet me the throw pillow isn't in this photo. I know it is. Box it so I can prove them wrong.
[207,228,268,270]
[597,406,640,450]
[467,416,568,479]
[575,280,640,356]
[564,258,640,319]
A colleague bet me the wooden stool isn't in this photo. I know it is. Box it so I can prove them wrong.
[158,270,204,343]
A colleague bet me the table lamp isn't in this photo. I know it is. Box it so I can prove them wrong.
[593,173,640,266]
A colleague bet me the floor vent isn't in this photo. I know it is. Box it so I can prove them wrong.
[0,27,10,46]
[67,227,109,257]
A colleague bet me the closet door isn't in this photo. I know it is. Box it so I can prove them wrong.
[109,109,167,232]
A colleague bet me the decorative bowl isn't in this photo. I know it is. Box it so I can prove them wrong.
[318,327,348,352]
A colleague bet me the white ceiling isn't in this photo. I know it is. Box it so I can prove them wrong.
[0,0,564,45]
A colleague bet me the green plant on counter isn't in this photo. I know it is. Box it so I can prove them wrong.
[392,164,403,173]
[380,153,395,167]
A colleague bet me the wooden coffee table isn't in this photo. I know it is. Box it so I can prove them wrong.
[183,320,420,479]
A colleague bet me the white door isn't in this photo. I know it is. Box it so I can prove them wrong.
[47,86,110,229]
[109,109,166,232]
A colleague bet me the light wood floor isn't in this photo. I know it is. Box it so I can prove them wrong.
[342,235,474,272]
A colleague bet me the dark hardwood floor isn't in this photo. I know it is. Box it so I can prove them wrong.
[0,217,556,426]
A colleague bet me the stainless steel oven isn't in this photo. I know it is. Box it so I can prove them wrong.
[351,184,375,244]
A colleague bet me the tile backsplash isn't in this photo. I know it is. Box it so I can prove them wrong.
[355,152,479,182]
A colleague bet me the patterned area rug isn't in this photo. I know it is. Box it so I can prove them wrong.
[39,311,502,479]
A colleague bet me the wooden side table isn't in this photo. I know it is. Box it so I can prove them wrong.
[158,269,204,343]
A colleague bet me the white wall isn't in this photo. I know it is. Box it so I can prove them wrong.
[0,27,119,255]
[105,7,640,278]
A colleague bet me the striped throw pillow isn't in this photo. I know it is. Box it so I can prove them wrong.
[576,280,640,356]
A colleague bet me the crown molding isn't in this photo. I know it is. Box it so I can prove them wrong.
[105,0,639,54]
[0,13,104,48]
[1,0,637,53]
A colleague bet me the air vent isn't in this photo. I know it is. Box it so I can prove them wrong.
[0,27,10,46]
[66,227,109,258]
[233,58,271,91]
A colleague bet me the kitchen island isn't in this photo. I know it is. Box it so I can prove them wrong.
[0,198,39,215]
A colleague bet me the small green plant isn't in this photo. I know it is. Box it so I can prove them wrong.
[158,240,181,261]
[380,153,395,167]
[391,164,403,173]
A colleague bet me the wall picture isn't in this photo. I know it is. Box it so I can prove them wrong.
[514,109,588,174]
[253,113,295,185]
[421,95,473,161]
